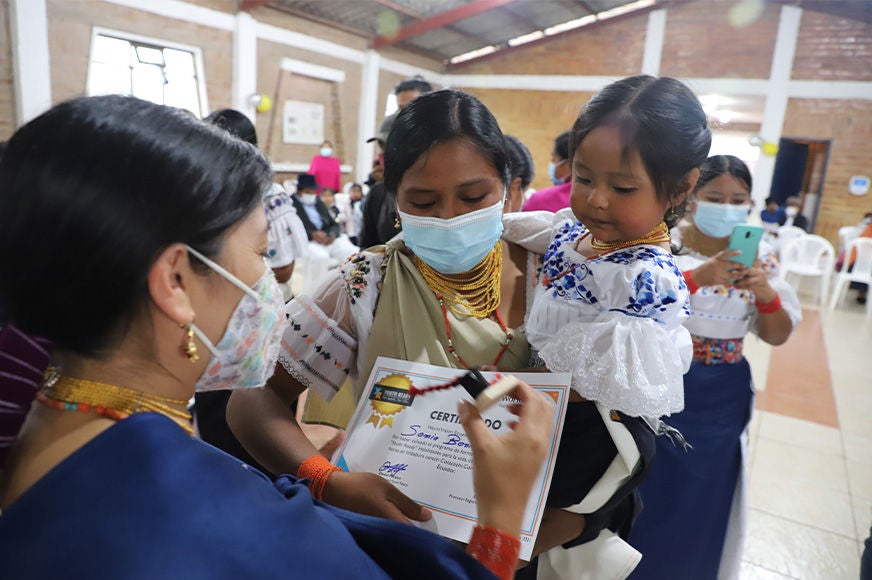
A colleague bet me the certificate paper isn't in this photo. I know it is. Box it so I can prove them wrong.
[333,357,570,560]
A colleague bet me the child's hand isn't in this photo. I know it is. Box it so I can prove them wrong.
[693,250,747,287]
[732,259,777,302]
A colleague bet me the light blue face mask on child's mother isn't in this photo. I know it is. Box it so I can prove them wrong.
[399,198,504,274]
[693,200,751,238]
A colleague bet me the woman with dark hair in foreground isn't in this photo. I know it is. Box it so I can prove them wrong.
[0,95,553,579]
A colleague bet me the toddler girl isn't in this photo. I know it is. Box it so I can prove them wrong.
[506,75,711,579]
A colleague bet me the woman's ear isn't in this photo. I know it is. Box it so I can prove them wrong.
[147,243,196,325]
[677,168,700,207]
[506,177,523,213]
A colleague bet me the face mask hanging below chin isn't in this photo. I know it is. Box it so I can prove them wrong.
[399,198,505,275]
[185,246,287,392]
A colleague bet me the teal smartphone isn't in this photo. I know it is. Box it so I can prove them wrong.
[727,224,764,268]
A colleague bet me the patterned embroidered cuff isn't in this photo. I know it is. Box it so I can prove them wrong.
[280,297,356,402]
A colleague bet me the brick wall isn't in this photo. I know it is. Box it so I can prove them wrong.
[256,37,362,174]
[46,0,233,109]
[793,9,872,81]
[660,0,780,78]
[459,1,870,246]
[463,88,594,191]
[0,0,15,140]
[455,13,647,76]
[183,0,235,13]
[782,98,872,247]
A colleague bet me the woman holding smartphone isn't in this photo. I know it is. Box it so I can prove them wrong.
[629,155,801,580]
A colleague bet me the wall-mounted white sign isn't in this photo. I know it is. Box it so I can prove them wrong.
[282,100,324,145]
[849,175,870,196]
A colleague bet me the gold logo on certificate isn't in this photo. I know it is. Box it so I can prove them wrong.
[366,373,415,429]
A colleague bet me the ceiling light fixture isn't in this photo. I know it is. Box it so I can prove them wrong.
[450,45,498,64]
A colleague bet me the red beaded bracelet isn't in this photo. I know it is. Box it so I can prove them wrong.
[755,293,782,314]
[466,524,521,580]
[682,269,700,294]
[297,455,341,501]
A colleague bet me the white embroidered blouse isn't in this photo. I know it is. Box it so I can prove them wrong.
[670,228,802,340]
[504,209,692,419]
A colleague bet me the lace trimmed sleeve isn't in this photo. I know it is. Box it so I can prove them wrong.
[536,248,692,418]
[278,251,384,402]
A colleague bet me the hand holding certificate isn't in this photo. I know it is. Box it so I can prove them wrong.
[333,357,570,560]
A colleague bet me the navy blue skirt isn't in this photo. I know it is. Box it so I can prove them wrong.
[629,359,752,580]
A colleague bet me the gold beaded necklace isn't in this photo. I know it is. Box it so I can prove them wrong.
[544,221,673,287]
[414,243,503,319]
[37,372,194,435]
[589,220,671,254]
[414,243,515,369]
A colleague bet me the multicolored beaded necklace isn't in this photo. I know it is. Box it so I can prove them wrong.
[36,371,194,435]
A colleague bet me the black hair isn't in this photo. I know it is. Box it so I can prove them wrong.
[570,75,711,229]
[764,197,777,205]
[394,75,433,96]
[554,131,571,162]
[0,95,271,356]
[694,155,752,195]
[504,135,535,189]
[204,108,258,147]
[0,141,6,159]
[384,89,510,194]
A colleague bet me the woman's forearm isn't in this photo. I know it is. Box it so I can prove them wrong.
[755,306,793,346]
[226,367,319,476]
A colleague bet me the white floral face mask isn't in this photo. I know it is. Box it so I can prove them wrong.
[185,246,287,392]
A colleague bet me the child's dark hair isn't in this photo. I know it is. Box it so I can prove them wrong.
[204,108,258,147]
[0,95,271,356]
[694,155,752,195]
[504,135,535,189]
[394,75,433,95]
[570,75,711,228]
[384,89,510,194]
[554,131,571,162]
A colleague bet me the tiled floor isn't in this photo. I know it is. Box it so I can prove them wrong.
[740,290,871,579]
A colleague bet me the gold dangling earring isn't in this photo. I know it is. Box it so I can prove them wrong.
[181,323,199,363]
[394,215,401,229]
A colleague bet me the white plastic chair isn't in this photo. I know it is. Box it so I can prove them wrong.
[780,234,835,307]
[829,237,872,318]
[838,225,861,256]
[775,225,807,258]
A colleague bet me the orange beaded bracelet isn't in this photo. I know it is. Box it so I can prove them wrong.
[466,524,521,580]
[755,293,782,314]
[297,455,341,501]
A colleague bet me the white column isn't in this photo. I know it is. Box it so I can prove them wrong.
[752,5,802,207]
[642,9,666,77]
[10,0,52,125]
[356,50,381,183]
[233,12,257,121]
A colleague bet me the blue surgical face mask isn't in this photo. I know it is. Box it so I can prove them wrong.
[693,200,751,238]
[399,198,504,274]
[547,162,566,186]
[320,147,333,157]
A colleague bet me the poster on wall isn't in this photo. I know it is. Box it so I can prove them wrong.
[282,100,324,144]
